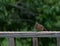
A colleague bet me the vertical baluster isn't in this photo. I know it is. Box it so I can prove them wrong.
[9,38,16,46]
[33,37,39,46]
[57,37,60,46]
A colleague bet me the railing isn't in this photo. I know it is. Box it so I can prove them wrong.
[0,31,60,46]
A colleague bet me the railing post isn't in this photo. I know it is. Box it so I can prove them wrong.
[57,37,60,46]
[9,38,16,46]
[33,37,39,46]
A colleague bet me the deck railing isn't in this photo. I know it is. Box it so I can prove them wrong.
[0,31,60,46]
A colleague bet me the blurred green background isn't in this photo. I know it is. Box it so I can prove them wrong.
[0,0,60,46]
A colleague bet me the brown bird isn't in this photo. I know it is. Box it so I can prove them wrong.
[35,22,47,31]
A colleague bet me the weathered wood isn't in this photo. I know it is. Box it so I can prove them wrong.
[9,38,16,46]
[0,31,60,46]
[0,31,60,37]
[33,37,39,46]
[57,37,60,46]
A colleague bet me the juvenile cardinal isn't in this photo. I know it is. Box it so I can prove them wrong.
[35,22,47,31]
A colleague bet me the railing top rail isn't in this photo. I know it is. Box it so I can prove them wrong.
[0,31,60,33]
[0,31,60,37]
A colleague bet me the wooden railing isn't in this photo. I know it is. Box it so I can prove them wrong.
[0,31,60,46]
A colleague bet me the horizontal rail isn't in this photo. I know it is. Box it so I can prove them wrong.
[0,31,60,37]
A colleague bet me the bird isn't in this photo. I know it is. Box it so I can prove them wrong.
[35,22,47,31]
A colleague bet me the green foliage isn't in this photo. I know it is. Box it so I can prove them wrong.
[0,0,60,31]
[0,0,60,46]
